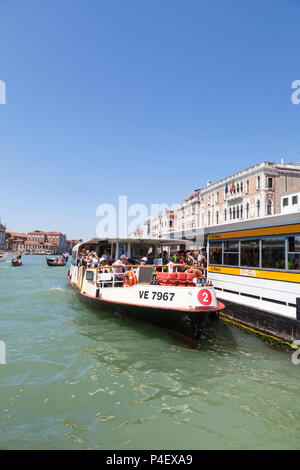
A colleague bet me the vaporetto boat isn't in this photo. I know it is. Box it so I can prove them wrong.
[68,237,224,347]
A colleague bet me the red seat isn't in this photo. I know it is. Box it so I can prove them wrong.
[160,272,169,285]
[186,272,196,286]
[167,272,178,286]
[177,272,187,286]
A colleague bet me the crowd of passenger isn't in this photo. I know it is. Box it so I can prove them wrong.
[76,247,207,273]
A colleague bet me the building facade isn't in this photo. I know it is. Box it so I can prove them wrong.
[23,230,67,254]
[0,218,6,251]
[5,232,28,252]
[176,161,300,232]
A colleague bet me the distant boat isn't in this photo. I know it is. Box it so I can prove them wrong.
[12,258,22,266]
[46,257,67,267]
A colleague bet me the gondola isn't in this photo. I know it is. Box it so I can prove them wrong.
[12,258,22,266]
[46,257,67,267]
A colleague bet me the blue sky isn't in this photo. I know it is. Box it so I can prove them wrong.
[0,0,299,239]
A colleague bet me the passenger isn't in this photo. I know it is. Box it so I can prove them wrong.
[140,257,148,265]
[112,255,128,282]
[91,252,99,268]
[101,249,112,265]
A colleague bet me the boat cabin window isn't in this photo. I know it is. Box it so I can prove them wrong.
[223,241,239,266]
[209,241,222,265]
[240,239,259,268]
[262,237,285,269]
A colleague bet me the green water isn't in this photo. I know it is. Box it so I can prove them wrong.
[0,255,299,450]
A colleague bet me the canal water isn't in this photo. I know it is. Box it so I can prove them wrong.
[0,255,299,450]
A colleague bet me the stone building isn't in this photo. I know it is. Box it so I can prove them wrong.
[0,218,6,251]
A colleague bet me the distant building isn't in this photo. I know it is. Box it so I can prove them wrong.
[26,230,67,254]
[5,232,28,252]
[66,239,81,253]
[0,218,6,251]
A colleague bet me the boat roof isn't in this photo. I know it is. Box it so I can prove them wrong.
[73,237,186,251]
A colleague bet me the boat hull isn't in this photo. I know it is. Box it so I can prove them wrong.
[46,258,66,266]
[68,277,224,348]
[12,260,22,266]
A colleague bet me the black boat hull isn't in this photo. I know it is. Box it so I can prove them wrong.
[46,258,67,266]
[12,260,22,266]
[69,277,224,348]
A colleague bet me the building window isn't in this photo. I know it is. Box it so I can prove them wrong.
[241,182,243,192]
[246,203,249,219]
[216,192,219,204]
[282,198,289,207]
[224,209,227,221]
[208,211,210,226]
[246,180,249,193]
[233,207,236,219]
[229,208,232,220]
[268,177,273,189]
[236,183,239,193]
[240,204,243,219]
[292,195,298,205]
[267,199,272,215]
[256,200,260,217]
[236,206,239,219]
[216,211,219,224]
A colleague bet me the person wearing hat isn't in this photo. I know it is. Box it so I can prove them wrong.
[140,257,148,265]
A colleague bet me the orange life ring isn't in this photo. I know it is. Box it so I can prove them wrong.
[123,270,137,287]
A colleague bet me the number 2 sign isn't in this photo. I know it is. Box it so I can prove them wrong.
[197,289,212,306]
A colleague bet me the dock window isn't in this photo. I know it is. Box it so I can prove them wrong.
[288,236,300,270]
[224,241,239,266]
[262,237,285,269]
[241,240,259,268]
[209,241,222,265]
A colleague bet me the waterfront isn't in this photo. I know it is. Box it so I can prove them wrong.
[0,255,300,450]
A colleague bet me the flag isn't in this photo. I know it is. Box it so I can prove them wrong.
[225,182,228,193]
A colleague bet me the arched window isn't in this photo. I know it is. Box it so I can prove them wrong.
[224,209,227,221]
[207,211,210,226]
[246,203,249,219]
[237,183,239,193]
[246,180,249,193]
[240,204,243,219]
[241,182,243,192]
[229,208,232,220]
[267,199,272,215]
[237,206,239,219]
[233,207,236,219]
[216,211,219,224]
[256,200,260,217]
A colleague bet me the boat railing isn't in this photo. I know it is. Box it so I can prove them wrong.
[80,264,207,289]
